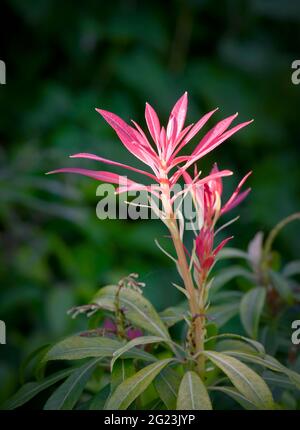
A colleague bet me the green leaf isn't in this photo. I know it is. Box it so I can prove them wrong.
[240,287,266,338]
[105,359,173,410]
[154,367,180,409]
[89,384,110,410]
[207,333,265,355]
[44,358,102,410]
[216,339,261,355]
[19,344,50,384]
[208,302,240,327]
[223,351,300,389]
[43,335,155,364]
[111,335,178,370]
[262,371,297,390]
[269,271,294,304]
[212,290,243,304]
[142,399,165,410]
[204,351,274,409]
[177,371,212,410]
[217,248,250,261]
[159,302,188,328]
[209,386,258,410]
[93,285,170,339]
[210,266,253,295]
[111,360,135,393]
[2,368,74,410]
[282,260,300,277]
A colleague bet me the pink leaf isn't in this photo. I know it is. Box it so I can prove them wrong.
[171,108,218,158]
[70,153,158,181]
[46,167,141,187]
[193,112,238,155]
[145,103,161,149]
[169,92,188,136]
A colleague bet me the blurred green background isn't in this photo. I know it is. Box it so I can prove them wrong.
[0,0,299,403]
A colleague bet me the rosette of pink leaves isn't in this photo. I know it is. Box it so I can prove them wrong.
[47,92,252,213]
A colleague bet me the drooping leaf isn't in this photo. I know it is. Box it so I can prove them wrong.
[105,359,173,410]
[217,248,250,261]
[93,285,170,339]
[44,358,102,410]
[111,336,168,370]
[224,351,300,389]
[240,287,266,338]
[206,333,265,355]
[209,386,258,410]
[154,367,180,409]
[215,339,261,355]
[212,290,243,304]
[43,335,155,364]
[176,371,212,410]
[262,371,297,391]
[2,368,74,410]
[204,351,274,409]
[210,266,253,295]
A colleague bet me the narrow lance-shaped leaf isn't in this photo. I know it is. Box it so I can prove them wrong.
[110,360,135,394]
[154,367,181,410]
[44,358,102,410]
[216,248,249,261]
[223,351,300,389]
[177,371,212,410]
[210,266,253,295]
[111,335,179,370]
[2,368,74,410]
[105,359,173,410]
[209,386,258,410]
[43,335,155,364]
[207,333,265,355]
[89,384,110,410]
[204,351,274,409]
[240,287,266,339]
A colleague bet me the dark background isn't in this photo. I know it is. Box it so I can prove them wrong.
[0,0,299,403]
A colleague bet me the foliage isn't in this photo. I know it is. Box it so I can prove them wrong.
[3,216,300,410]
[1,0,300,409]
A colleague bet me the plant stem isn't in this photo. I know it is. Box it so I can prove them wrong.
[263,212,300,258]
[159,171,205,377]
[168,218,205,377]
